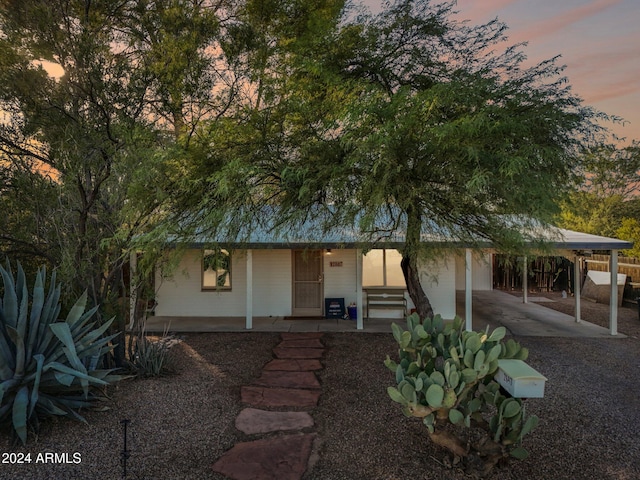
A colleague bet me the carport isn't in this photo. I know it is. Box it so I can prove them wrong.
[456,290,626,338]
[459,228,633,336]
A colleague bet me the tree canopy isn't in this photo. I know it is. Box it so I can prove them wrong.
[557,141,640,255]
[0,0,235,310]
[0,0,627,319]
[169,0,610,317]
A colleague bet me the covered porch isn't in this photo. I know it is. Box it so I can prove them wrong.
[142,289,623,338]
[133,226,632,336]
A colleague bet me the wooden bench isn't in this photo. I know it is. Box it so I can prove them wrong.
[365,287,407,318]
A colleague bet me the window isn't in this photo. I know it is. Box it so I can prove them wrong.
[202,249,231,290]
[363,249,406,287]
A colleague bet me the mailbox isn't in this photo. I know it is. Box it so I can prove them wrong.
[495,359,547,398]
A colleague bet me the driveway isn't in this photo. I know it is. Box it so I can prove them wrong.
[457,289,624,338]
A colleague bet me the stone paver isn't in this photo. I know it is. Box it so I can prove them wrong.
[235,408,314,435]
[212,434,316,480]
[263,359,323,371]
[280,332,324,340]
[241,385,321,408]
[214,333,326,479]
[273,347,324,359]
[277,338,324,348]
[253,371,321,389]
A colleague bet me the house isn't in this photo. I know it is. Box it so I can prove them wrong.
[137,220,632,335]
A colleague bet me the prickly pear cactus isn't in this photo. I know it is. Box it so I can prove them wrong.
[385,313,539,473]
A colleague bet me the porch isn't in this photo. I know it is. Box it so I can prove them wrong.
[142,289,622,338]
[142,315,396,333]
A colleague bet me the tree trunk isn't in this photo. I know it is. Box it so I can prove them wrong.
[402,207,434,320]
[401,255,434,320]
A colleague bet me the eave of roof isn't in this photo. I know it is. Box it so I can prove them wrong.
[180,227,632,251]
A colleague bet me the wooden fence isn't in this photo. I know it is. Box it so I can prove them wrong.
[493,255,574,292]
[584,254,640,284]
[494,253,640,300]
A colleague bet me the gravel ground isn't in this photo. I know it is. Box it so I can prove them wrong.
[1,296,639,479]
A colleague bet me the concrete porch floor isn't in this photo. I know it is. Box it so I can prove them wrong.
[143,315,397,333]
[142,289,624,338]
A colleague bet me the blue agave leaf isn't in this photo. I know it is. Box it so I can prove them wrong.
[49,323,82,366]
[65,291,88,326]
[12,385,29,444]
[0,378,20,405]
[76,332,120,361]
[35,396,68,416]
[28,355,44,419]
[44,362,109,386]
[16,263,28,341]
[0,265,18,329]
[69,305,99,337]
[54,371,75,387]
[6,326,25,377]
[0,328,16,377]
[78,317,115,347]
[26,269,45,361]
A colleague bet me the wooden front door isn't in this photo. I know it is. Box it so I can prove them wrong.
[292,250,324,317]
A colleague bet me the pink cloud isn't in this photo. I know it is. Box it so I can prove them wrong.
[569,46,638,76]
[453,0,519,21]
[579,77,640,103]
[509,0,625,44]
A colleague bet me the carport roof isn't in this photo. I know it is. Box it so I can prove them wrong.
[547,229,632,251]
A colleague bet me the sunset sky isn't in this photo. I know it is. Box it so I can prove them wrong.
[365,0,640,144]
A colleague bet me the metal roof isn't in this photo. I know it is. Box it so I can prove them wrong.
[179,213,633,251]
[545,228,633,251]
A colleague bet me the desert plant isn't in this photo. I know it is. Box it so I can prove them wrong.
[130,324,175,377]
[0,261,126,444]
[385,313,539,476]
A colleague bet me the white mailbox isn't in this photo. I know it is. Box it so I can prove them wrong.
[495,359,547,398]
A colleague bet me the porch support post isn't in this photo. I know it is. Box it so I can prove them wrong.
[128,251,137,330]
[574,254,581,323]
[522,255,528,303]
[356,249,363,330]
[246,249,253,330]
[610,250,618,335]
[465,249,473,331]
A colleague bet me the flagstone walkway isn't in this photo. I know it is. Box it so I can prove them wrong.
[212,333,325,480]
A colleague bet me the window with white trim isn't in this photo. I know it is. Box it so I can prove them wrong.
[363,249,406,287]
[202,249,231,290]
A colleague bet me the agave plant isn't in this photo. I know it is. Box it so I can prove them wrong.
[0,261,126,444]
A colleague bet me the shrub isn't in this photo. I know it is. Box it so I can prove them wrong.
[129,326,175,377]
[0,261,126,444]
[385,313,539,476]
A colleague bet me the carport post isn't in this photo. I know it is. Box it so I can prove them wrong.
[522,256,528,304]
[356,249,363,330]
[245,249,253,330]
[465,249,472,331]
[574,254,581,323]
[610,250,618,335]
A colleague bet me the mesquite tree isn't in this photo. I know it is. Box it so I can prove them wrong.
[172,0,608,319]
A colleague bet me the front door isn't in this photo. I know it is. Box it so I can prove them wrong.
[292,250,324,316]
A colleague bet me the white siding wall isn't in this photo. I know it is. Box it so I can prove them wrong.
[155,249,247,317]
[455,251,493,291]
[323,249,358,307]
[419,254,456,319]
[252,250,292,316]
[154,247,460,319]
